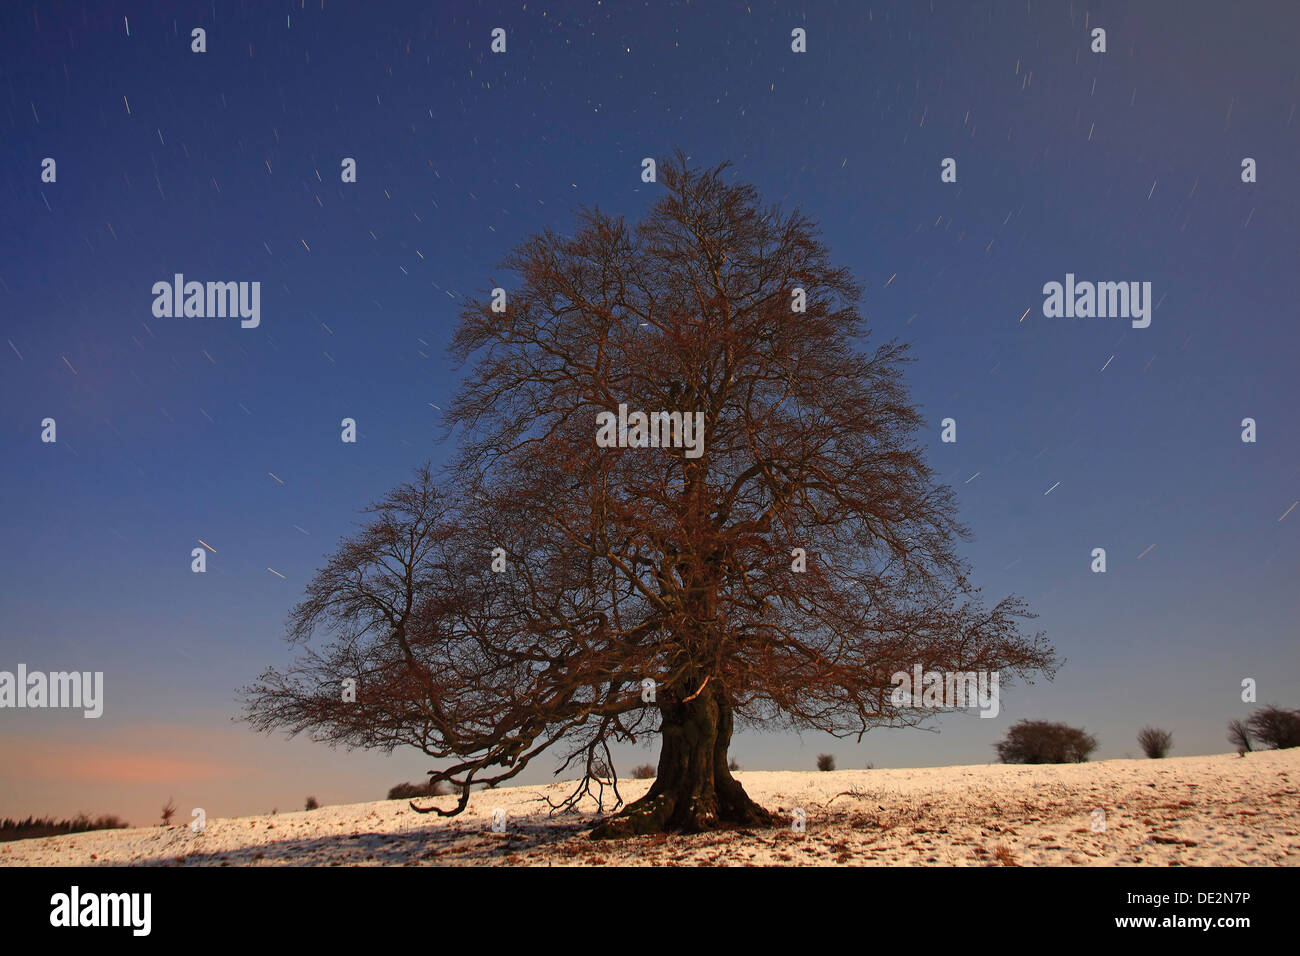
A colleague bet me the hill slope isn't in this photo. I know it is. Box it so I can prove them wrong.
[3,750,1296,866]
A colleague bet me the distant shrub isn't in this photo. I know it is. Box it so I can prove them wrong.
[631,764,656,779]
[865,762,875,770]
[1227,718,1253,753]
[816,753,836,772]
[1137,726,1173,759]
[1247,705,1300,750]
[160,798,176,826]
[995,719,1097,764]
[0,814,129,843]
[304,796,320,811]
[728,757,741,772]
[387,780,449,800]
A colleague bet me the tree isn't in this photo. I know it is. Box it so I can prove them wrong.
[995,720,1096,764]
[387,780,449,800]
[304,796,320,811]
[816,753,836,771]
[241,153,1056,837]
[1246,705,1300,750]
[1136,726,1172,759]
[1227,718,1253,753]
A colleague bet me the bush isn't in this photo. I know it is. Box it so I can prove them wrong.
[160,798,176,826]
[995,719,1097,764]
[816,753,836,772]
[1227,718,1253,753]
[728,757,741,772]
[1247,705,1300,750]
[631,764,656,779]
[304,796,320,811]
[387,780,449,800]
[1137,726,1173,759]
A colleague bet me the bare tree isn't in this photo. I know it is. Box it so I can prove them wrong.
[1227,718,1253,753]
[1136,726,1172,759]
[1246,705,1300,750]
[242,153,1056,837]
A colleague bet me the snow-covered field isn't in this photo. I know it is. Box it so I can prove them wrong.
[4,750,1297,866]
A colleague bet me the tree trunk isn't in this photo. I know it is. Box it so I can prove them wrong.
[590,679,774,839]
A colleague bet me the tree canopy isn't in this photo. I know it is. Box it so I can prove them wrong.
[242,153,1056,836]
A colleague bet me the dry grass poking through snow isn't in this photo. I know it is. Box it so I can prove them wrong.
[3,750,1297,866]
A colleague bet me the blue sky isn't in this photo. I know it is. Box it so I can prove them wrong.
[1,0,1297,825]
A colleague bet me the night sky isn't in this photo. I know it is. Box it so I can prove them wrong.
[2,0,1298,825]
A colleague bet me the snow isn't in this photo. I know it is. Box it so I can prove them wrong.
[3,750,1296,866]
